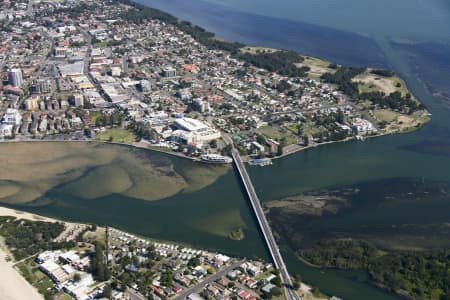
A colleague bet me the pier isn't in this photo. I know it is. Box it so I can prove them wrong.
[231,149,300,300]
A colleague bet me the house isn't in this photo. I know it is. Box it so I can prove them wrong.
[266,138,280,153]
[2,108,22,125]
[262,283,275,294]
[187,293,205,300]
[237,289,251,300]
[0,123,13,137]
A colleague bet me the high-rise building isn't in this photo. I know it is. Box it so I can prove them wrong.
[8,68,23,88]
[73,94,84,107]
[31,79,52,94]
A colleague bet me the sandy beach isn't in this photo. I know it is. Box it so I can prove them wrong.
[0,207,68,300]
[0,206,59,222]
[0,244,43,300]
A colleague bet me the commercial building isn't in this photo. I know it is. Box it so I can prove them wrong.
[8,68,23,87]
[162,66,177,77]
[2,108,22,125]
[73,94,84,107]
[172,118,221,147]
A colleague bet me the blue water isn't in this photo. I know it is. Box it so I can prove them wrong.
[130,0,450,298]
[202,0,450,43]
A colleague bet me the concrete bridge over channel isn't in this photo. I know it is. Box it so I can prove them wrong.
[231,149,300,300]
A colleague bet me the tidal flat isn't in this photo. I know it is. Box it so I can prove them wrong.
[0,142,229,205]
[267,177,450,251]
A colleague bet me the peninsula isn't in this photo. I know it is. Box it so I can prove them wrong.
[0,0,430,164]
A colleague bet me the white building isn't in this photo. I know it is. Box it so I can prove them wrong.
[172,118,221,147]
[352,118,377,135]
[192,98,210,113]
[73,94,84,107]
[8,68,23,87]
[162,66,177,77]
[2,108,22,125]
[0,124,13,137]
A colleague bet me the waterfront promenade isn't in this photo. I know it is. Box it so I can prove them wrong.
[231,149,300,300]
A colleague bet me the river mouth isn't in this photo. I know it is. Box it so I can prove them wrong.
[267,177,450,252]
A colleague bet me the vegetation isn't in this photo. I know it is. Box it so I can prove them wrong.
[359,90,423,114]
[321,66,366,98]
[0,217,72,260]
[321,67,423,113]
[237,51,309,77]
[93,111,123,127]
[127,120,158,141]
[370,69,395,77]
[300,239,450,299]
[17,258,58,299]
[228,227,245,241]
[91,241,111,281]
[94,128,137,143]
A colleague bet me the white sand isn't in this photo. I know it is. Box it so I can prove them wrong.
[0,248,43,300]
[0,207,58,222]
[0,207,62,300]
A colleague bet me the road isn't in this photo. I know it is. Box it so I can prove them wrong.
[126,287,146,300]
[171,260,244,300]
[231,149,300,300]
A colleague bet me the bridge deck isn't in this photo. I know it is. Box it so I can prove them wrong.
[231,149,300,300]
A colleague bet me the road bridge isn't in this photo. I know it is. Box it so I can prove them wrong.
[231,149,300,300]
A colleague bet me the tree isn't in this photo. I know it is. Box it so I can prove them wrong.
[73,273,81,282]
[103,284,112,299]
[271,287,282,296]
[209,139,218,148]
[271,275,282,288]
[256,134,266,145]
[303,135,309,146]
[188,257,200,267]
[91,241,110,281]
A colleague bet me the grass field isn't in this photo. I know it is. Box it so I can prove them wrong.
[353,69,414,99]
[373,109,398,123]
[16,258,54,295]
[258,126,298,145]
[94,128,136,143]
[298,56,336,81]
[89,111,103,124]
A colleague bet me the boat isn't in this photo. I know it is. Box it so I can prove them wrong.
[201,154,233,164]
[249,158,272,166]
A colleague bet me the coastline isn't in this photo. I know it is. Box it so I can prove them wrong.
[0,248,43,300]
[0,207,55,300]
[0,120,429,166]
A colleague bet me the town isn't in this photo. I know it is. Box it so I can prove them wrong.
[0,0,430,164]
[0,211,330,300]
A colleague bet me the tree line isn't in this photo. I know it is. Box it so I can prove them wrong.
[321,66,423,113]
[300,239,450,300]
[0,217,74,260]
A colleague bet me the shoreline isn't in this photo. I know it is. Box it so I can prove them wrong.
[0,248,43,300]
[0,122,428,166]
[0,207,49,300]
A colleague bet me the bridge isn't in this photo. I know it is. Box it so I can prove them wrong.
[231,149,300,300]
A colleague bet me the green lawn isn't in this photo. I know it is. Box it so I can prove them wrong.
[94,128,137,144]
[373,109,398,123]
[89,111,103,124]
[16,258,54,295]
[258,126,298,145]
